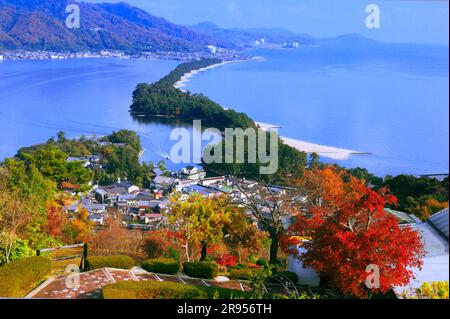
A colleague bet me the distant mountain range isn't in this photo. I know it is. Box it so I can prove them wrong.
[189,21,318,48]
[0,0,378,53]
[318,33,379,46]
[0,0,233,52]
[190,22,380,48]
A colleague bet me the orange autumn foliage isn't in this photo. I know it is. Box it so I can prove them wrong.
[44,202,67,239]
[69,208,92,242]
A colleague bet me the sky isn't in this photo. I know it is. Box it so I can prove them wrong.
[84,0,449,44]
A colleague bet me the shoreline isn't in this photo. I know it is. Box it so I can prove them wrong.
[171,61,369,161]
[0,48,250,62]
[173,57,263,90]
[173,61,234,90]
[256,122,369,160]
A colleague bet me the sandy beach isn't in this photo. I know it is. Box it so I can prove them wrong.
[173,61,232,90]
[256,122,365,160]
[173,62,366,161]
[174,57,265,90]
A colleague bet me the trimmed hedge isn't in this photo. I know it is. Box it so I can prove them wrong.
[0,256,51,297]
[142,258,180,275]
[87,255,134,270]
[269,271,299,284]
[102,280,249,299]
[256,259,269,268]
[229,267,263,281]
[183,261,219,279]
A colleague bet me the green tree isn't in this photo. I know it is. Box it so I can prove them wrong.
[0,237,32,265]
[108,130,141,151]
[0,159,58,252]
[57,131,67,143]
[308,153,320,169]
[16,144,93,188]
[383,175,449,220]
[165,194,232,262]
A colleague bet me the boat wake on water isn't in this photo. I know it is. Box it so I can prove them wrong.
[0,109,170,160]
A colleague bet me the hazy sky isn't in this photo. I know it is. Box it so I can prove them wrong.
[84,0,449,44]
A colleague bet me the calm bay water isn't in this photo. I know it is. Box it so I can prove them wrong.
[186,44,449,176]
[0,58,184,167]
[0,43,448,176]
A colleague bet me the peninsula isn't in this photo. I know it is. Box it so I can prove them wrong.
[131,59,367,163]
[130,59,255,131]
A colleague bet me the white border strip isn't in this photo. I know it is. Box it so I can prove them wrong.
[25,277,56,299]
[103,268,116,283]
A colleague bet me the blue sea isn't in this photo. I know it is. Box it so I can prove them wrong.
[0,43,448,177]
[186,44,449,176]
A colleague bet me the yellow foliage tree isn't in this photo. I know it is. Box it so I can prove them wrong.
[403,281,449,299]
[165,194,232,262]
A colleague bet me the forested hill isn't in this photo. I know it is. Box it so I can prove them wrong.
[158,58,222,86]
[0,0,234,52]
[130,59,256,131]
[14,130,154,187]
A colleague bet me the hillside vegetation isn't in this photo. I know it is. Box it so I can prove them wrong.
[0,0,233,52]
[130,59,256,130]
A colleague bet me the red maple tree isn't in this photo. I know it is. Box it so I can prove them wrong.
[216,254,238,268]
[284,166,426,298]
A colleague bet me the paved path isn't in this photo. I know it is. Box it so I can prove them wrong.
[27,268,252,299]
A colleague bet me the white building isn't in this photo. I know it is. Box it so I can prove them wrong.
[116,181,140,194]
[394,208,449,298]
[89,214,104,225]
[200,176,226,187]
[179,166,206,181]
[153,176,179,190]
[207,45,217,54]
[288,245,320,287]
[174,179,197,192]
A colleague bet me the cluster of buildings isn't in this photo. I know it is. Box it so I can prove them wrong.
[140,48,247,62]
[0,50,128,60]
[283,41,301,48]
[60,164,229,229]
[0,48,247,62]
[61,159,293,232]
[67,155,102,170]
[63,197,108,225]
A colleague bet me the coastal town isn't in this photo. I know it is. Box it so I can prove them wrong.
[61,155,287,232]
[0,47,248,62]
